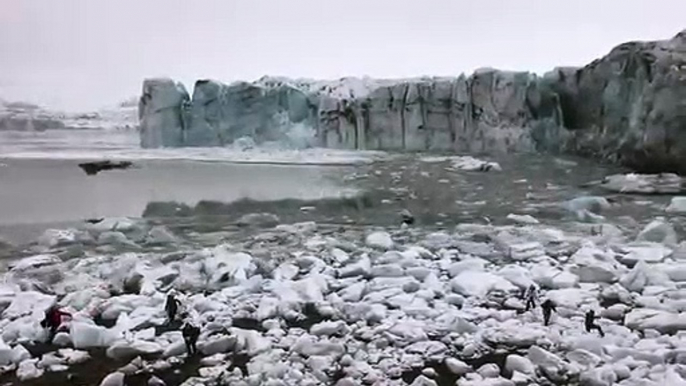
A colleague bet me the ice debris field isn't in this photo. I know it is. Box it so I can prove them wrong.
[1,204,686,386]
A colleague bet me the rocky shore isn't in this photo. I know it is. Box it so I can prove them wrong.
[0,190,685,385]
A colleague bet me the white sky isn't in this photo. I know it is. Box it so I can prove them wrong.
[0,0,684,111]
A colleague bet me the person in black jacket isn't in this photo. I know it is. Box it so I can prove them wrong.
[541,299,557,326]
[165,293,181,324]
[182,321,201,356]
[585,310,604,337]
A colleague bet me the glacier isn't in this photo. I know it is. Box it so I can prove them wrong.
[139,29,686,174]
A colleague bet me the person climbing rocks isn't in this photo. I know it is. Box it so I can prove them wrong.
[585,310,605,337]
[541,299,557,326]
[165,292,182,324]
[524,284,539,311]
[41,305,71,340]
[182,320,201,356]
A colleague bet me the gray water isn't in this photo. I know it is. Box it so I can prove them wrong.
[0,129,683,246]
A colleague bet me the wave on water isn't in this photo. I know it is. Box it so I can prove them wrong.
[0,129,390,165]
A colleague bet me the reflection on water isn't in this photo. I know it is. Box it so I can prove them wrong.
[0,159,358,226]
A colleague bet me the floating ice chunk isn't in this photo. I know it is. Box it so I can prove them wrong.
[506,214,540,225]
[600,173,683,194]
[667,197,686,213]
[450,271,516,298]
[366,231,393,250]
[562,196,611,214]
[449,156,501,172]
[636,218,678,245]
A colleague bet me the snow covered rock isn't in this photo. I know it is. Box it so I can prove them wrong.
[70,322,109,349]
[505,354,535,376]
[569,245,622,283]
[625,309,686,334]
[450,271,516,297]
[100,371,126,386]
[365,232,393,250]
[445,357,472,375]
[620,243,673,266]
[339,256,372,278]
[16,359,43,381]
[527,346,569,382]
[620,260,673,293]
[106,340,163,360]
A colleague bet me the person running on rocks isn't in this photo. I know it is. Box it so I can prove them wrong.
[584,310,604,337]
[524,284,539,311]
[541,299,557,326]
[165,292,182,324]
[41,305,71,341]
[182,319,201,356]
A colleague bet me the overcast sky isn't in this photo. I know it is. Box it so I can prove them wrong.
[0,0,684,111]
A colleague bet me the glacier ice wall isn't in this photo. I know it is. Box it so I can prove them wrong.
[138,29,686,173]
[139,70,565,154]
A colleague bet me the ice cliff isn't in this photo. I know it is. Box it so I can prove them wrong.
[139,29,686,173]
[545,30,686,174]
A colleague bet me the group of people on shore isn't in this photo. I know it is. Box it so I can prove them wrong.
[39,291,202,357]
[523,284,605,337]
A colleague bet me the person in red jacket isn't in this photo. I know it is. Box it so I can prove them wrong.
[41,305,71,341]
